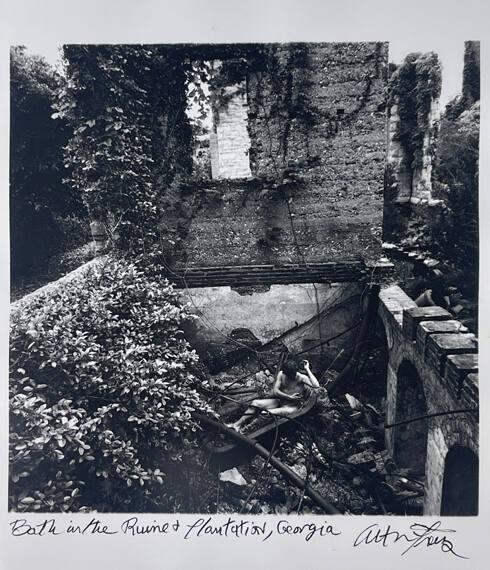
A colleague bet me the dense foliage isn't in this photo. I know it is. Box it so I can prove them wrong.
[9,255,214,512]
[432,101,479,276]
[56,45,192,254]
[10,47,88,282]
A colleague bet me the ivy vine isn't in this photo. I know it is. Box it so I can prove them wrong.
[388,52,442,174]
[56,45,192,254]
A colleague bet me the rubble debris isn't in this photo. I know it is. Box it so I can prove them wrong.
[347,451,377,467]
[345,393,363,410]
[197,320,423,516]
[219,467,248,486]
[204,328,263,373]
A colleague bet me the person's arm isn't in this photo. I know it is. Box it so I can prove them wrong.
[273,371,301,401]
[299,360,320,388]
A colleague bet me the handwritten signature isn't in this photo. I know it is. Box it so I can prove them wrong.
[8,516,468,559]
[354,521,467,558]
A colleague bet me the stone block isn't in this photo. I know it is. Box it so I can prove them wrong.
[416,319,468,355]
[444,354,478,399]
[427,333,477,376]
[402,306,452,340]
[379,285,416,326]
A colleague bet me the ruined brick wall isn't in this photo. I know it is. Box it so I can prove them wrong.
[462,41,480,106]
[177,42,388,267]
[386,98,439,204]
[181,282,362,371]
[379,286,478,515]
[383,52,442,242]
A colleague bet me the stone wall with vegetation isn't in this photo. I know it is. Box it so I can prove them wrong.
[383,43,479,329]
[383,52,442,240]
[178,43,388,267]
[55,43,388,269]
[58,45,193,257]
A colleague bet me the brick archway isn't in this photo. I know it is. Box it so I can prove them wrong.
[378,285,478,515]
[393,359,428,477]
[440,445,479,515]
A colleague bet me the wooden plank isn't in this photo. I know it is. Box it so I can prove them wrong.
[210,391,318,471]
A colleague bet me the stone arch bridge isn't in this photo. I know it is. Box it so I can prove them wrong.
[378,285,479,515]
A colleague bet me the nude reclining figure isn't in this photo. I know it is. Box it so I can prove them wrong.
[227,357,320,433]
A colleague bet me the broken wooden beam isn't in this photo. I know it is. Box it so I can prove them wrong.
[195,412,341,515]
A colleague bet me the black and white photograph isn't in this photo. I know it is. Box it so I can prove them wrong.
[7,35,480,518]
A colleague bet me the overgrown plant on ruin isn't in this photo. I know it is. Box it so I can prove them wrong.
[9,41,479,516]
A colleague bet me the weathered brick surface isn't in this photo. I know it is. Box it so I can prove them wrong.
[163,261,387,288]
[426,333,477,376]
[378,285,479,515]
[179,43,387,267]
[444,354,478,399]
[210,84,252,179]
[463,373,479,408]
[379,285,417,327]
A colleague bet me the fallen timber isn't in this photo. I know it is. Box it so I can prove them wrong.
[195,405,341,515]
[208,389,318,472]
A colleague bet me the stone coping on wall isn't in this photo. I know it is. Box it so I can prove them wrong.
[402,306,453,340]
[378,284,417,327]
[379,285,478,407]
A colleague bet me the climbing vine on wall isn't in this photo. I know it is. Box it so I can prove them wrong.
[56,43,387,264]
[246,43,386,182]
[245,44,320,180]
[388,52,442,173]
[56,45,192,254]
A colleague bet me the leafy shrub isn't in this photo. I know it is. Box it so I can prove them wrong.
[9,255,214,512]
[46,243,94,279]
